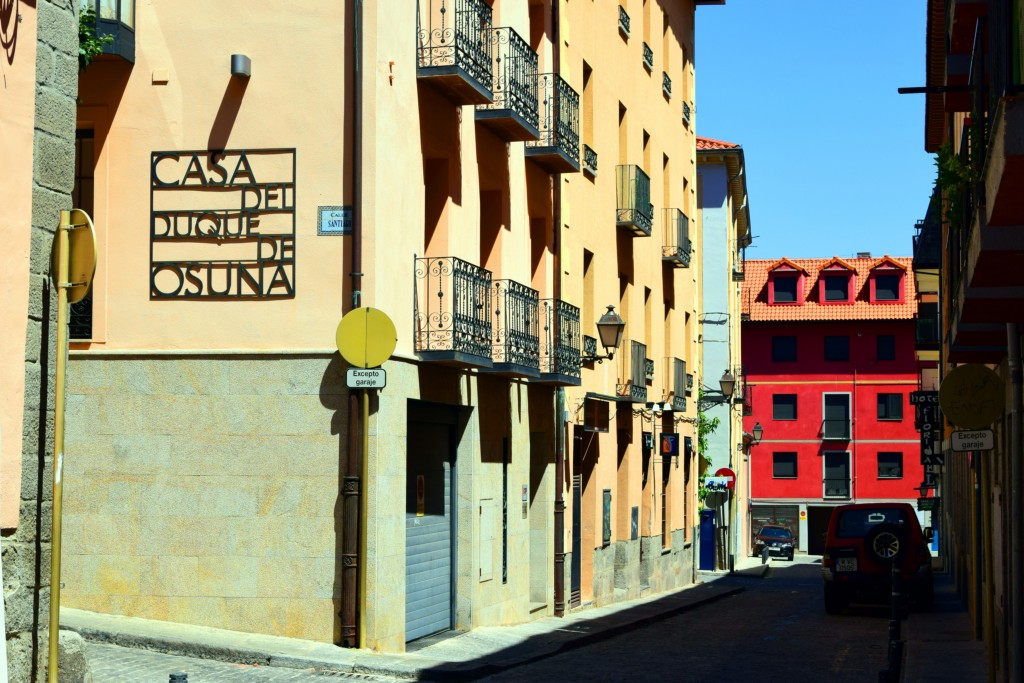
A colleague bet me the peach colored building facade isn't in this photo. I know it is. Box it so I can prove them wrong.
[59,0,720,653]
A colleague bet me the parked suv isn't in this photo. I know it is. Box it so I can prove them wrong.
[821,502,934,614]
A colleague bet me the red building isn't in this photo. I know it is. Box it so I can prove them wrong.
[741,255,926,555]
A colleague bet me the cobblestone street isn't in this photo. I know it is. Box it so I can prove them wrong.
[86,642,400,683]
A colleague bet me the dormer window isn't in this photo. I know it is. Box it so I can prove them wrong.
[773,276,798,303]
[768,258,808,305]
[817,257,856,305]
[823,276,849,302]
[868,256,907,304]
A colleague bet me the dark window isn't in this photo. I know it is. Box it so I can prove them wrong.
[772,335,797,362]
[877,393,904,420]
[772,394,797,420]
[772,452,798,478]
[823,394,851,439]
[877,334,896,361]
[824,335,849,361]
[823,276,848,301]
[773,276,798,303]
[878,452,903,478]
[70,129,95,340]
[876,274,901,301]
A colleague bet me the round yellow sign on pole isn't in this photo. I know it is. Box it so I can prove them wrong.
[50,209,97,304]
[939,363,1005,429]
[336,307,398,368]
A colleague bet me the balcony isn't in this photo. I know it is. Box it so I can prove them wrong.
[662,72,672,99]
[525,73,581,173]
[686,373,694,396]
[476,27,540,141]
[87,0,136,63]
[916,304,941,350]
[537,299,582,386]
[682,102,692,127]
[616,340,647,403]
[583,144,598,177]
[662,209,692,268]
[644,358,655,382]
[947,0,988,55]
[417,0,494,105]
[821,420,851,441]
[668,358,687,413]
[643,43,654,71]
[823,478,852,500]
[482,279,540,377]
[582,335,598,361]
[616,165,653,236]
[732,261,745,281]
[943,21,1024,362]
[413,256,493,367]
[618,5,630,38]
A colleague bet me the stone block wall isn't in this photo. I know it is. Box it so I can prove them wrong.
[61,355,348,642]
[3,1,79,680]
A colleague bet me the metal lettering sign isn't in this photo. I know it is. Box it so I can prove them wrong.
[909,391,939,405]
[150,149,297,298]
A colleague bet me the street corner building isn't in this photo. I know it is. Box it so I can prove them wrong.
[739,255,933,556]
[0,0,734,658]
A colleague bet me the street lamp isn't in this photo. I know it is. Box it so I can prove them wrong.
[581,305,626,363]
[752,422,763,444]
[697,370,737,410]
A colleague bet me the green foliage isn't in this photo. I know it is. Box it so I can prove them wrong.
[79,6,113,71]
[934,119,981,229]
[695,392,721,511]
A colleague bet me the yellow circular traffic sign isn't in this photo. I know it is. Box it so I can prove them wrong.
[336,307,397,368]
[939,363,1005,429]
[50,209,97,304]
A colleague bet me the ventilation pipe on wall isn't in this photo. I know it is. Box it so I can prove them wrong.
[552,0,567,619]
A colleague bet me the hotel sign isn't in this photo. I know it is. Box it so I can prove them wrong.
[150,149,296,298]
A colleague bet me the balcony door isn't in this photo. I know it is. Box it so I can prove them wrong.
[822,393,851,440]
[823,452,851,500]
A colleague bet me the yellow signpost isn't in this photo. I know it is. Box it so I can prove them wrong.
[335,307,396,649]
[939,363,1005,429]
[48,209,97,682]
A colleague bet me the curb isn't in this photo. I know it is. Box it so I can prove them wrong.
[418,586,745,682]
[70,585,744,681]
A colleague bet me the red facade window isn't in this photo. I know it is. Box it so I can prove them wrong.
[868,257,907,304]
[767,259,808,305]
[817,258,856,305]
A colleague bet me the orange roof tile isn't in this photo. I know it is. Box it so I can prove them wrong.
[742,256,917,321]
[696,136,740,150]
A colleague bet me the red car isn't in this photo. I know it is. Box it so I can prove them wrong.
[821,502,934,614]
[753,525,795,561]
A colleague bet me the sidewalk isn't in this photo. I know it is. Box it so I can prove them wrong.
[901,571,988,683]
[63,564,763,682]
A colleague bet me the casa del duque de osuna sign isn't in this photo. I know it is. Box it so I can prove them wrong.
[150,149,296,298]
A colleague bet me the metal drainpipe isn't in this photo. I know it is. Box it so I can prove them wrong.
[552,0,566,619]
[1009,323,1022,682]
[341,0,364,649]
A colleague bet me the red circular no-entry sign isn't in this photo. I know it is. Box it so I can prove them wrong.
[715,467,736,490]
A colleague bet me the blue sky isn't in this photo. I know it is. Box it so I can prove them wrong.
[695,1,935,260]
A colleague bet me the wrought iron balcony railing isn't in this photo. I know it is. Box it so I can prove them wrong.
[916,310,941,348]
[417,0,494,105]
[662,208,692,267]
[414,255,493,367]
[682,102,692,126]
[485,279,540,377]
[645,358,655,382]
[583,144,598,176]
[686,373,694,395]
[476,26,539,141]
[617,340,647,403]
[669,358,687,412]
[823,478,852,500]
[732,260,745,281]
[643,43,654,71]
[821,419,851,441]
[618,5,630,37]
[662,72,671,99]
[582,334,598,361]
[616,164,653,236]
[525,73,581,173]
[538,298,581,385]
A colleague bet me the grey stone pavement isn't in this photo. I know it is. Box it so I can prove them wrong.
[65,555,987,683]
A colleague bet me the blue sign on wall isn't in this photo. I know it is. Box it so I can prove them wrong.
[660,432,679,456]
[318,205,352,235]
